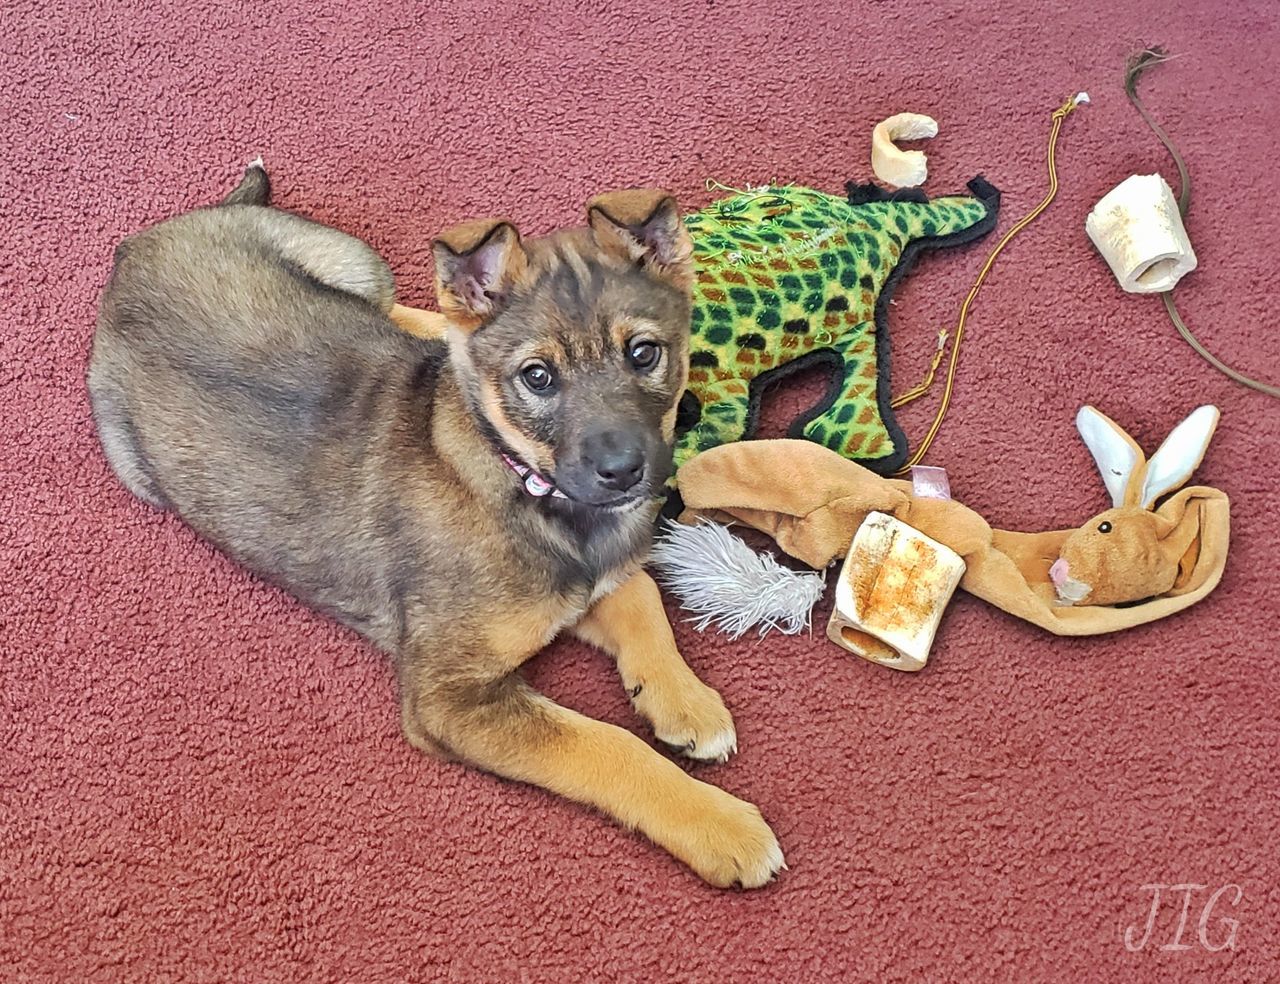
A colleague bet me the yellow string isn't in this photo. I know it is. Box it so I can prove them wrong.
[891,94,1085,475]
[890,328,950,408]
[704,177,753,196]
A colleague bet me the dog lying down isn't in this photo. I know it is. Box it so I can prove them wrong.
[87,163,783,888]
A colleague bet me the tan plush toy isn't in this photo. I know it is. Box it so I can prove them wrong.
[671,406,1230,648]
[1053,405,1221,605]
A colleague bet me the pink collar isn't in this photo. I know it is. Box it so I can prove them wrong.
[501,452,569,500]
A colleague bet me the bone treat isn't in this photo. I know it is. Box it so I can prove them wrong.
[827,512,966,672]
[1085,174,1198,293]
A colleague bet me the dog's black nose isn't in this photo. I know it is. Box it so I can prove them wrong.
[585,433,645,492]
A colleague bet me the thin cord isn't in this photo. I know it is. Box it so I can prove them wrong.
[1163,291,1280,397]
[1126,46,1279,398]
[890,328,947,409]
[1125,48,1191,215]
[890,94,1086,474]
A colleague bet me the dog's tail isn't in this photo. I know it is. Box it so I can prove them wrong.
[221,157,271,206]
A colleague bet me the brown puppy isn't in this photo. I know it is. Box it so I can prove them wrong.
[87,164,783,887]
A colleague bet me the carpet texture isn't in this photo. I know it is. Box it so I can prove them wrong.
[3,0,1278,980]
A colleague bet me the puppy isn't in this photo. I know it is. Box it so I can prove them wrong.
[87,164,783,887]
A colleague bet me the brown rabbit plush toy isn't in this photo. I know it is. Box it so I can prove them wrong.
[672,406,1230,640]
[1051,406,1222,607]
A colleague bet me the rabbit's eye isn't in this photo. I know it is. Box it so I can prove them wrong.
[1098,521,1113,534]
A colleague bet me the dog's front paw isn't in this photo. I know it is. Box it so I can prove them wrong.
[632,674,737,763]
[668,785,785,889]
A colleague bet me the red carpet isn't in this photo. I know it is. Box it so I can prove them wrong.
[4,1,1278,980]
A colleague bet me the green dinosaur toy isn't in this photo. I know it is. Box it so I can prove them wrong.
[674,178,1000,475]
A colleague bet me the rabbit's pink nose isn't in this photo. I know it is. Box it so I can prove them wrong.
[1049,558,1070,587]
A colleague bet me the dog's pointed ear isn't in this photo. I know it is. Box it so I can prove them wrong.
[587,189,693,291]
[432,219,527,330]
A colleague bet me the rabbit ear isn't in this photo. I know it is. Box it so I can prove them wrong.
[1076,406,1147,508]
[1138,405,1220,509]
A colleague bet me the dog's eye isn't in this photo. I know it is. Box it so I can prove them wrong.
[628,340,661,371]
[520,362,556,393]
[1098,521,1113,534]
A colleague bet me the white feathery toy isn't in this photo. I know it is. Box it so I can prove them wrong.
[649,520,826,639]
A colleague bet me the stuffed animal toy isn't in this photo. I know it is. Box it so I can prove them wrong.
[676,179,1000,475]
[1055,405,1224,606]
[662,405,1229,642]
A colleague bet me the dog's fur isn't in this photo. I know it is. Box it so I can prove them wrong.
[86,165,783,887]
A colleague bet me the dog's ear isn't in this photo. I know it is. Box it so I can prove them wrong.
[587,189,693,291]
[432,219,527,329]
